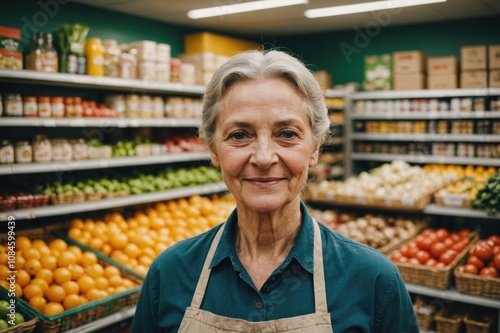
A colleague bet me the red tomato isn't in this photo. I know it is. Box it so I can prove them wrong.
[435,228,449,242]
[472,242,494,261]
[399,245,409,257]
[443,238,454,248]
[494,253,500,271]
[451,239,469,253]
[416,250,431,264]
[389,251,402,262]
[493,246,500,255]
[430,242,447,259]
[398,256,409,263]
[435,262,446,268]
[417,237,433,251]
[479,267,499,278]
[467,255,485,270]
[462,264,479,275]
[407,246,420,259]
[486,235,500,246]
[425,258,438,267]
[450,233,461,242]
[408,258,421,265]
[458,229,471,239]
[439,249,458,265]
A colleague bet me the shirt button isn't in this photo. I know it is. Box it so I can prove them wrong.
[255,301,263,309]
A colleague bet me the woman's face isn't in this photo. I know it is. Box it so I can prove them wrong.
[209,78,321,213]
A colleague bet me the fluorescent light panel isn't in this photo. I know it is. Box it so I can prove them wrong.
[188,0,308,19]
[304,0,446,18]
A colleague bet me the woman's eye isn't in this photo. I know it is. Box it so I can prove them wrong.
[281,130,297,139]
[230,132,247,140]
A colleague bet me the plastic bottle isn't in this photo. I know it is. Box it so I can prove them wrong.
[85,38,104,76]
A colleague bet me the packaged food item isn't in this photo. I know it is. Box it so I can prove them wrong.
[4,93,23,117]
[125,94,140,118]
[23,96,38,117]
[71,138,88,160]
[138,61,155,81]
[38,96,51,117]
[64,97,75,117]
[0,140,14,164]
[51,139,72,161]
[103,39,121,77]
[25,32,44,71]
[73,97,83,117]
[139,95,153,118]
[105,95,126,118]
[33,134,52,162]
[85,38,104,76]
[170,58,182,82]
[41,33,58,72]
[152,96,164,118]
[119,46,137,79]
[180,63,196,85]
[51,97,65,117]
[15,141,32,163]
[0,26,22,69]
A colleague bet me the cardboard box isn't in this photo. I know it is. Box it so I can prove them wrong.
[156,43,171,63]
[427,74,458,89]
[313,70,332,90]
[184,32,261,57]
[363,54,392,91]
[427,56,458,75]
[393,74,426,90]
[180,52,229,85]
[490,70,500,88]
[461,45,487,71]
[393,51,426,74]
[129,40,157,62]
[460,70,487,88]
[489,45,500,69]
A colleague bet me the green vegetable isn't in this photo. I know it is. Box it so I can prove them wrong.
[473,172,500,216]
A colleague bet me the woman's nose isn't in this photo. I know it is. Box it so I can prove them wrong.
[251,136,278,169]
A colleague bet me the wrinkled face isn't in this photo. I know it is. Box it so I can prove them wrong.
[209,78,320,213]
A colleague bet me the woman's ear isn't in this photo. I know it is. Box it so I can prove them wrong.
[209,145,221,168]
[309,141,321,167]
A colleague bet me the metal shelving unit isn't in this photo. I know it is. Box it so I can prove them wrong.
[350,111,500,120]
[424,204,500,219]
[0,117,201,128]
[351,133,500,142]
[0,151,211,175]
[63,307,136,333]
[350,153,500,166]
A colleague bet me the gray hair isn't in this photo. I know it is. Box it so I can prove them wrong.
[199,50,330,146]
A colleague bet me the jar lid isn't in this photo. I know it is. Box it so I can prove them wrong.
[39,96,50,102]
[51,97,64,102]
[24,96,37,102]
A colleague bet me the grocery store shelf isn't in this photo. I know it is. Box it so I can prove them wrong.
[423,204,500,219]
[64,307,136,333]
[0,117,201,128]
[350,111,500,120]
[351,133,500,142]
[0,151,211,175]
[324,89,347,98]
[0,182,228,221]
[351,88,500,100]
[406,284,500,309]
[0,69,205,95]
[351,153,500,166]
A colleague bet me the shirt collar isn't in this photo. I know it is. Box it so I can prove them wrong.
[209,201,315,274]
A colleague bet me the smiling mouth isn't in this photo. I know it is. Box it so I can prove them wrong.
[246,178,283,186]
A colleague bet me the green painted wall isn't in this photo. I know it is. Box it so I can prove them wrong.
[2,2,499,85]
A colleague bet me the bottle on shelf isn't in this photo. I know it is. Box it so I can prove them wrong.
[41,33,58,72]
[25,32,44,71]
[85,37,105,76]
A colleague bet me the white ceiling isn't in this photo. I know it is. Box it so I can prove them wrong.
[74,0,500,36]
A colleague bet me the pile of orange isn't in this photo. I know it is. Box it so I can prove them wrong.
[67,194,235,276]
[0,236,138,317]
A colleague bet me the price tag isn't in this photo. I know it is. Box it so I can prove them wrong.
[442,195,464,207]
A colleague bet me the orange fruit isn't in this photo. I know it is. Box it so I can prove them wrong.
[0,252,8,266]
[86,288,104,301]
[70,218,84,229]
[16,236,32,250]
[107,275,123,288]
[49,239,68,252]
[123,243,141,259]
[35,268,53,284]
[0,280,9,290]
[101,244,112,256]
[138,255,153,267]
[67,246,82,262]
[0,265,10,280]
[133,265,148,277]
[16,269,31,287]
[112,286,127,295]
[63,294,82,310]
[29,295,47,312]
[23,283,44,300]
[30,278,49,295]
[40,255,57,271]
[77,275,95,294]
[31,238,47,248]
[24,258,42,276]
[53,267,72,285]
[69,265,85,281]
[83,218,95,231]
[87,263,104,279]
[88,238,104,251]
[57,251,77,268]
[103,266,120,279]
[67,227,82,240]
[37,244,51,256]
[94,276,110,291]
[46,285,66,303]
[15,255,26,270]
[61,281,79,295]
[110,250,129,266]
[22,247,41,260]
[109,233,128,250]
[141,247,156,260]
[43,302,64,316]
[122,278,136,289]
[14,283,23,297]
[80,252,98,267]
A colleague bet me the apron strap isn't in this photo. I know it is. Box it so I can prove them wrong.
[190,223,226,308]
[190,218,329,314]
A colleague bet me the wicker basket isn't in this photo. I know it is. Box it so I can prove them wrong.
[435,193,473,209]
[0,228,142,333]
[454,265,500,299]
[0,288,38,333]
[464,306,498,333]
[413,296,439,332]
[49,192,86,205]
[394,232,479,289]
[435,302,472,333]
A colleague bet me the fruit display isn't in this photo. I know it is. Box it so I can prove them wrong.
[472,173,500,216]
[457,235,500,277]
[311,208,426,252]
[65,194,236,276]
[0,235,139,317]
[305,160,457,210]
[0,298,27,329]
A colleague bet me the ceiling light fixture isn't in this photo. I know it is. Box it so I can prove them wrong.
[188,0,308,19]
[304,0,446,18]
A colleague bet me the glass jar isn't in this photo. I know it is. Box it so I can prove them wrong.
[103,39,121,78]
[23,96,38,117]
[85,38,104,76]
[65,97,75,117]
[140,95,153,118]
[4,93,23,117]
[51,97,65,117]
[73,97,83,117]
[71,138,88,160]
[152,96,164,118]
[38,96,51,117]
[0,140,14,164]
[120,48,137,80]
[51,139,72,161]
[125,94,140,118]
[105,95,126,118]
[33,134,52,162]
[15,141,32,163]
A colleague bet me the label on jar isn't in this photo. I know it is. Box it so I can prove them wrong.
[0,145,14,164]
[34,143,52,162]
[67,54,78,74]
[24,101,38,117]
[52,103,64,117]
[41,53,58,72]
[39,102,51,117]
[6,99,22,116]
[15,144,32,163]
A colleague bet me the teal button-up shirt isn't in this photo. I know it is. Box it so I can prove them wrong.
[131,202,419,333]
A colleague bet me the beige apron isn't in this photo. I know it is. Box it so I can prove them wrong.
[178,219,333,333]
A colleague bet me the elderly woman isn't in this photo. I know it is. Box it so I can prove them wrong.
[131,50,419,333]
